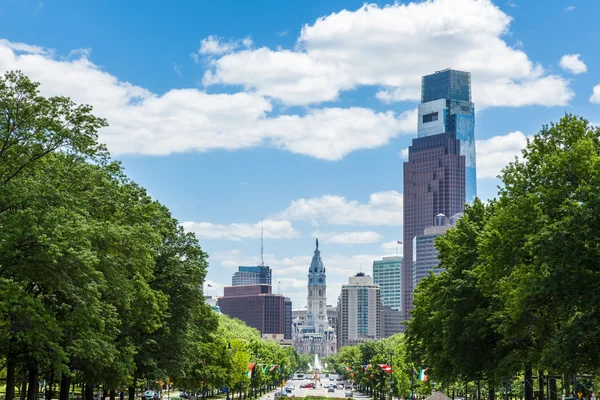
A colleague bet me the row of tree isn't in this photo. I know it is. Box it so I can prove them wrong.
[330,335,432,400]
[406,115,600,400]
[0,71,299,400]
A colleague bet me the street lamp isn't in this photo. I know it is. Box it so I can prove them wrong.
[226,341,233,400]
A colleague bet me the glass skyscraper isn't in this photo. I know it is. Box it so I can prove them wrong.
[417,69,476,203]
[372,256,402,311]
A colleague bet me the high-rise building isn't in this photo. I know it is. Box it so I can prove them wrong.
[380,306,402,338]
[292,240,337,357]
[372,256,402,311]
[337,273,382,348]
[412,213,461,288]
[418,69,476,203]
[232,265,272,286]
[401,69,472,325]
[402,132,465,323]
[217,285,286,336]
[284,297,293,340]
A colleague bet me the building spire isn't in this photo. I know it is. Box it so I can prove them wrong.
[316,238,319,250]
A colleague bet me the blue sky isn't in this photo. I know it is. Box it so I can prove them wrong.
[2,0,599,308]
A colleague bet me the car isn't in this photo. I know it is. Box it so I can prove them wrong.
[274,392,282,399]
[300,383,311,389]
[337,385,344,390]
[345,390,353,398]
[328,387,335,393]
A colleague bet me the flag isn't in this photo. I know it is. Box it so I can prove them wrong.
[378,364,392,374]
[412,367,419,376]
[201,359,206,366]
[263,366,267,373]
[397,241,403,244]
[279,367,283,374]
[246,363,256,379]
[345,367,351,372]
[419,368,428,382]
[270,364,277,372]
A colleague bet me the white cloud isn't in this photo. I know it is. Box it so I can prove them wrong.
[559,54,587,74]
[314,231,383,244]
[199,36,239,55]
[203,0,573,108]
[476,131,529,179]
[0,39,416,160]
[565,6,576,12]
[590,84,600,104]
[279,191,403,226]
[399,147,409,160]
[181,219,298,241]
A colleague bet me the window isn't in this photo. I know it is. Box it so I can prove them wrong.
[423,112,438,123]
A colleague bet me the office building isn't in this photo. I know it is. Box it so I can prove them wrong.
[292,239,337,357]
[218,285,286,336]
[418,69,476,203]
[232,265,272,286]
[337,273,382,348]
[381,306,402,338]
[373,256,402,311]
[284,297,292,340]
[413,213,461,288]
[403,126,465,323]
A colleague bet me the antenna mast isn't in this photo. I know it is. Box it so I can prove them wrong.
[260,219,264,267]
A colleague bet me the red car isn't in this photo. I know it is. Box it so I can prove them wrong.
[300,383,315,389]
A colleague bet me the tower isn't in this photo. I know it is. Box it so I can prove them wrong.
[305,238,328,334]
[418,69,476,203]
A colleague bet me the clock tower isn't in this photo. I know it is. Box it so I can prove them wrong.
[305,239,329,333]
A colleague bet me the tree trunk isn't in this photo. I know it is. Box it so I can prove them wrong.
[47,372,55,400]
[20,371,29,400]
[59,376,71,400]
[538,372,544,400]
[120,391,124,400]
[103,389,108,400]
[109,390,115,400]
[488,383,495,400]
[27,365,39,400]
[524,368,534,400]
[549,379,557,400]
[128,386,135,400]
[85,384,93,400]
[564,373,571,399]
[6,358,17,400]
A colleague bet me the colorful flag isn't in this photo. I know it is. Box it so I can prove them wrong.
[270,364,278,372]
[247,363,256,379]
[419,368,428,382]
[207,284,212,287]
[345,366,351,372]
[397,241,403,244]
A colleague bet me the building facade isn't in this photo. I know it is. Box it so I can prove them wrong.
[412,213,461,288]
[292,240,337,357]
[337,273,382,348]
[418,69,476,203]
[217,285,286,336]
[381,305,402,338]
[372,256,402,311]
[284,297,293,340]
[232,265,272,286]
[402,131,465,324]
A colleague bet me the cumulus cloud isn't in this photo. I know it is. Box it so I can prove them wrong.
[181,219,298,241]
[559,54,587,74]
[476,131,529,179]
[314,231,383,244]
[0,39,416,160]
[279,191,403,226]
[380,240,403,254]
[590,84,600,104]
[203,0,573,108]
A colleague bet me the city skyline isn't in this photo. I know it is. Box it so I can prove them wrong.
[2,0,599,309]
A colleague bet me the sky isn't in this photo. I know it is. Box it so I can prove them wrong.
[2,0,599,309]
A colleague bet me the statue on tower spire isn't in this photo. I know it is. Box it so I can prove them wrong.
[316,238,319,249]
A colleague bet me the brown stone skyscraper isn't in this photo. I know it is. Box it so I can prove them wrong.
[401,132,465,323]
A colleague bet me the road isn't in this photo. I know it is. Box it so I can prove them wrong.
[281,378,369,399]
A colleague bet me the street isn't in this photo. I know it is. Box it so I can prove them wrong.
[282,378,370,399]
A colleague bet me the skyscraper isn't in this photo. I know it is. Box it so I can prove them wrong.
[402,130,465,323]
[401,68,472,325]
[337,273,382,348]
[373,256,402,311]
[232,265,272,286]
[412,213,461,288]
[418,69,476,203]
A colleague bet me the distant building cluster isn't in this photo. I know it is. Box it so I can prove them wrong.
[212,68,475,352]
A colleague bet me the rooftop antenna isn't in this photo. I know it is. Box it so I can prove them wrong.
[260,219,265,267]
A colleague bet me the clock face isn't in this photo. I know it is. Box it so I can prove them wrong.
[318,278,323,284]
